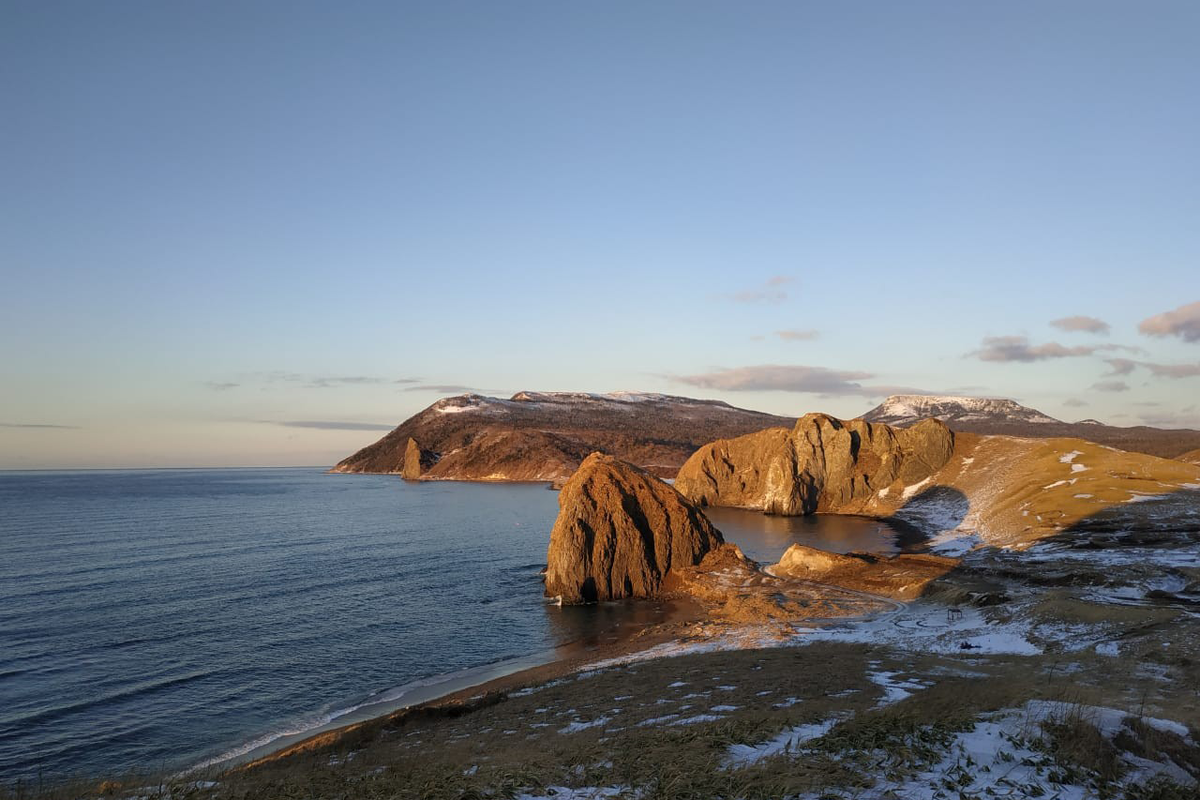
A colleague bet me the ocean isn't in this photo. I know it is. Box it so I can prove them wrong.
[0,468,905,782]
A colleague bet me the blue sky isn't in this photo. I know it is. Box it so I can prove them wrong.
[2,1,1198,468]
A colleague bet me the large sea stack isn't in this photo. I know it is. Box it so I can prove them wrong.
[544,453,724,604]
[674,413,955,515]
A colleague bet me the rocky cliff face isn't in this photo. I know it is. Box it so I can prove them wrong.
[543,453,724,604]
[674,414,955,515]
[331,392,796,483]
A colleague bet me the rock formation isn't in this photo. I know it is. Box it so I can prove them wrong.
[401,438,435,480]
[543,453,724,604]
[771,544,956,600]
[675,414,955,515]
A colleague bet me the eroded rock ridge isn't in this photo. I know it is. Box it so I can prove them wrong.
[674,413,955,515]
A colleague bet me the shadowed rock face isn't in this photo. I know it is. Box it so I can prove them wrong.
[544,453,724,604]
[674,414,955,515]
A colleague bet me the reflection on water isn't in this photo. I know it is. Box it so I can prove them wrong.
[704,506,918,563]
[542,597,693,650]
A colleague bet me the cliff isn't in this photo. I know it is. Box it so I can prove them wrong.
[543,453,724,604]
[331,392,795,483]
[674,413,955,515]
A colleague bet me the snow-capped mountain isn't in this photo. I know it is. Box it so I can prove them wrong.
[862,395,1062,427]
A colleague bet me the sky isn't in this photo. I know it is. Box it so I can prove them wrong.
[2,0,1199,469]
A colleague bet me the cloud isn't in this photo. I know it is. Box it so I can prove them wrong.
[1142,362,1200,379]
[403,384,478,394]
[1138,300,1200,343]
[271,420,396,431]
[304,376,391,389]
[0,422,80,429]
[205,381,239,391]
[246,372,413,389]
[1050,315,1110,334]
[1104,358,1200,379]
[1063,398,1089,408]
[971,336,1142,363]
[1091,380,1130,392]
[1104,358,1138,375]
[672,364,931,397]
[775,329,819,342]
[727,276,794,304]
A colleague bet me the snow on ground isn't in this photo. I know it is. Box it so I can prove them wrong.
[514,787,630,800]
[1023,542,1200,569]
[558,716,612,734]
[867,669,930,706]
[794,602,1044,656]
[788,701,1194,799]
[723,715,848,767]
[901,477,932,500]
[1060,450,1082,464]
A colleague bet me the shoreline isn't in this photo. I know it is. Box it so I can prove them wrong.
[200,596,709,774]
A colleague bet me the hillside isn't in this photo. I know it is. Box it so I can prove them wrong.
[861,394,1200,459]
[331,392,796,482]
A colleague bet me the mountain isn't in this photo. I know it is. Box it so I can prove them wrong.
[861,395,1200,459]
[863,395,1061,427]
[331,391,796,482]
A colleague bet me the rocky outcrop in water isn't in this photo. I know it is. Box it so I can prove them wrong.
[402,438,436,480]
[543,453,724,604]
[674,414,954,515]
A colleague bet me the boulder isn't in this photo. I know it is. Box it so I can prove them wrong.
[544,453,724,604]
[674,414,954,515]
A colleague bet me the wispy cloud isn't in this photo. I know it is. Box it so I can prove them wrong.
[672,364,931,397]
[205,381,240,391]
[1139,300,1200,343]
[970,335,1141,362]
[1105,358,1200,379]
[403,384,478,394]
[775,329,819,342]
[1063,398,1089,408]
[304,376,391,389]
[1091,380,1130,392]
[1050,315,1110,335]
[727,275,794,304]
[238,372,419,389]
[0,422,80,429]
[269,420,396,431]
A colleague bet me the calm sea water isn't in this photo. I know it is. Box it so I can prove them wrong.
[0,468,902,782]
